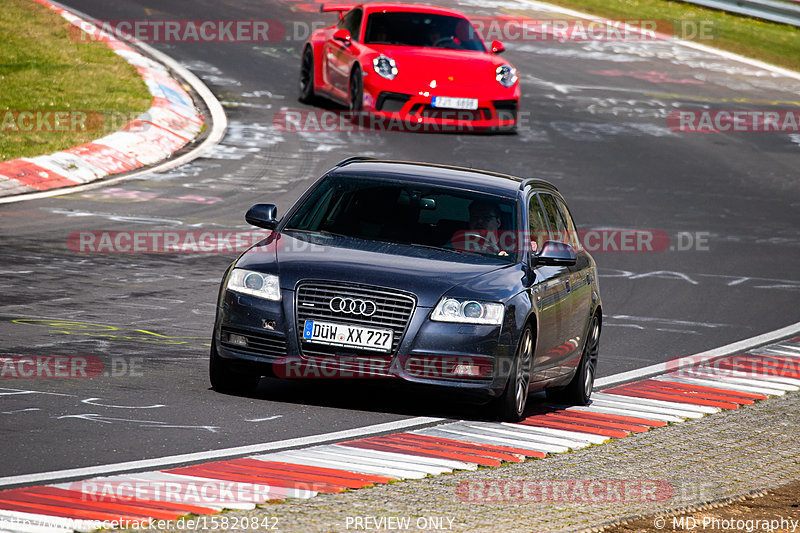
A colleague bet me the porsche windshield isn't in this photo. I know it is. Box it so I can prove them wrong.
[363,12,486,51]
[284,176,518,261]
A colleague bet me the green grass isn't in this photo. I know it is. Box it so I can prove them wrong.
[0,0,151,161]
[535,0,800,72]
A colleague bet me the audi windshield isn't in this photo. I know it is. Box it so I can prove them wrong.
[282,176,519,261]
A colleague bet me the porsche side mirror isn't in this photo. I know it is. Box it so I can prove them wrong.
[533,240,577,266]
[245,204,279,230]
[333,29,352,45]
[491,40,505,54]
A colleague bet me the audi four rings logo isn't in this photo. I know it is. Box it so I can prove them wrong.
[329,297,377,317]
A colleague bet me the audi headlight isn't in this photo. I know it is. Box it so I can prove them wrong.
[227,269,281,301]
[495,64,517,87]
[373,56,398,80]
[431,298,504,325]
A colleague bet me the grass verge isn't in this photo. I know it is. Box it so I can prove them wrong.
[0,0,151,161]
[537,0,800,72]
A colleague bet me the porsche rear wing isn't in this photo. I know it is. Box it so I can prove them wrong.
[320,3,356,18]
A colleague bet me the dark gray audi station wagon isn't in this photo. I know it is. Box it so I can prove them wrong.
[211,158,602,421]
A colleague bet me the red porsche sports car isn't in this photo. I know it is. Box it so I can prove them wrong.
[299,3,520,131]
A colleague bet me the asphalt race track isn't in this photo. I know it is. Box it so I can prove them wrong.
[1,0,798,478]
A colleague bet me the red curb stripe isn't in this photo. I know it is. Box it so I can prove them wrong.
[604,387,740,409]
[162,465,344,494]
[66,142,141,174]
[171,462,350,491]
[237,459,395,484]
[374,434,524,463]
[206,460,374,489]
[562,408,668,427]
[634,381,754,405]
[341,440,500,467]
[392,432,545,458]
[515,418,629,438]
[0,490,153,521]
[0,495,146,523]
[538,412,651,433]
[26,486,218,515]
[0,159,78,191]
[646,379,766,400]
[17,487,186,520]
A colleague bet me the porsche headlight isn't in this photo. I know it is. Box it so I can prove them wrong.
[227,269,281,301]
[431,298,504,325]
[495,64,517,87]
[373,56,398,80]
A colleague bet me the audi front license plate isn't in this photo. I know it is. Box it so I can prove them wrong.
[302,320,393,352]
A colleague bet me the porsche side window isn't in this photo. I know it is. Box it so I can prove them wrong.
[338,8,363,41]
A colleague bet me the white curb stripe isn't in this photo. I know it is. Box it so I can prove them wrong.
[593,392,720,414]
[418,426,569,454]
[652,375,787,396]
[587,397,705,419]
[500,422,608,444]
[460,422,590,448]
[416,428,554,455]
[253,447,444,477]
[247,451,419,480]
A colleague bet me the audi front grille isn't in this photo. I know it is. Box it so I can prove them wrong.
[295,281,416,357]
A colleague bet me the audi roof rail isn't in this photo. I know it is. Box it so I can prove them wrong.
[519,177,559,191]
[335,156,377,167]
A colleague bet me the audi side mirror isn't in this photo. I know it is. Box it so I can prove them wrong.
[532,240,577,267]
[245,204,279,230]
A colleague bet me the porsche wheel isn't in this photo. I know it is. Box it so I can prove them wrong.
[349,65,363,111]
[299,46,315,103]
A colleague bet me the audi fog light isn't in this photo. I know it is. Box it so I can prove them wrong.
[431,298,504,325]
[227,269,281,301]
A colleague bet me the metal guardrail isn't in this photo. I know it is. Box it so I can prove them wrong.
[678,0,800,27]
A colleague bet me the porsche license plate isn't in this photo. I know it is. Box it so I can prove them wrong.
[431,97,478,110]
[302,320,393,352]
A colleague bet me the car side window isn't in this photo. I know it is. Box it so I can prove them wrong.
[553,196,582,250]
[539,194,570,245]
[528,194,549,254]
[338,8,363,41]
